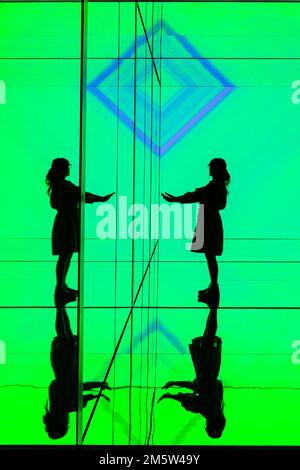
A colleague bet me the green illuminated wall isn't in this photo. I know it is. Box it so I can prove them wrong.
[0,1,300,445]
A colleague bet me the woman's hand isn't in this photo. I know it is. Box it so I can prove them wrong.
[91,192,115,203]
[157,393,173,404]
[101,381,112,390]
[100,394,111,402]
[161,381,175,390]
[161,192,179,203]
[101,192,115,202]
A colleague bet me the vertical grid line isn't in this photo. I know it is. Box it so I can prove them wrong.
[138,0,149,446]
[143,2,150,445]
[146,1,163,445]
[145,1,155,445]
[112,0,121,446]
[129,0,138,446]
[76,0,88,447]
[152,1,163,445]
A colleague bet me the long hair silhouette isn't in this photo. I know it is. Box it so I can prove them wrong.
[46,158,70,195]
[46,157,115,304]
[208,157,230,191]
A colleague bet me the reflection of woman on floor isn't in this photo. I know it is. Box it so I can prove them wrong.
[162,158,230,303]
[46,158,114,298]
[43,307,111,440]
[158,307,226,439]
[158,376,225,439]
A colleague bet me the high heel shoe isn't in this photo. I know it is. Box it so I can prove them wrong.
[63,283,78,296]
[197,284,212,295]
[54,286,77,308]
[197,284,220,308]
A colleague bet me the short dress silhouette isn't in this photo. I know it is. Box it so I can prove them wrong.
[175,380,224,420]
[183,180,227,256]
[50,335,91,412]
[189,336,222,386]
[177,336,223,419]
[50,180,81,255]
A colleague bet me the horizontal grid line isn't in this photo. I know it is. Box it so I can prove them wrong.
[0,306,299,310]
[1,353,296,357]
[1,237,299,240]
[1,1,300,3]
[0,85,296,89]
[1,260,300,263]
[1,57,300,60]
[0,385,298,392]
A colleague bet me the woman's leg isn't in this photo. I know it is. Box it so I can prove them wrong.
[61,307,74,339]
[56,254,67,287]
[63,253,73,286]
[55,307,67,337]
[205,253,218,287]
[56,252,72,288]
[203,307,218,340]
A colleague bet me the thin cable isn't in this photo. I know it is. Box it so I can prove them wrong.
[142,1,149,440]
[136,2,161,86]
[112,0,121,446]
[141,1,148,445]
[144,2,155,444]
[138,0,149,446]
[149,1,157,444]
[128,3,137,445]
[76,0,88,446]
[128,1,138,446]
[146,387,157,446]
[153,1,164,446]
[146,1,163,446]
[81,240,159,443]
[144,2,156,446]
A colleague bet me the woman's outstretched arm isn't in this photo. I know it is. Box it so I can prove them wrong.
[157,393,183,404]
[66,181,115,204]
[85,192,115,203]
[161,187,207,204]
[161,381,196,391]
[83,381,112,391]
[83,393,110,407]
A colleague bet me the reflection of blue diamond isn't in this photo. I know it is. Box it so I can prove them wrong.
[124,320,186,354]
[88,21,235,157]
[98,319,186,380]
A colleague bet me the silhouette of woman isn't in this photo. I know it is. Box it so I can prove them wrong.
[43,306,111,439]
[158,378,225,439]
[158,307,226,439]
[162,158,230,303]
[46,158,114,299]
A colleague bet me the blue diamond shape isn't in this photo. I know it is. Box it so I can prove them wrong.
[88,21,235,157]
